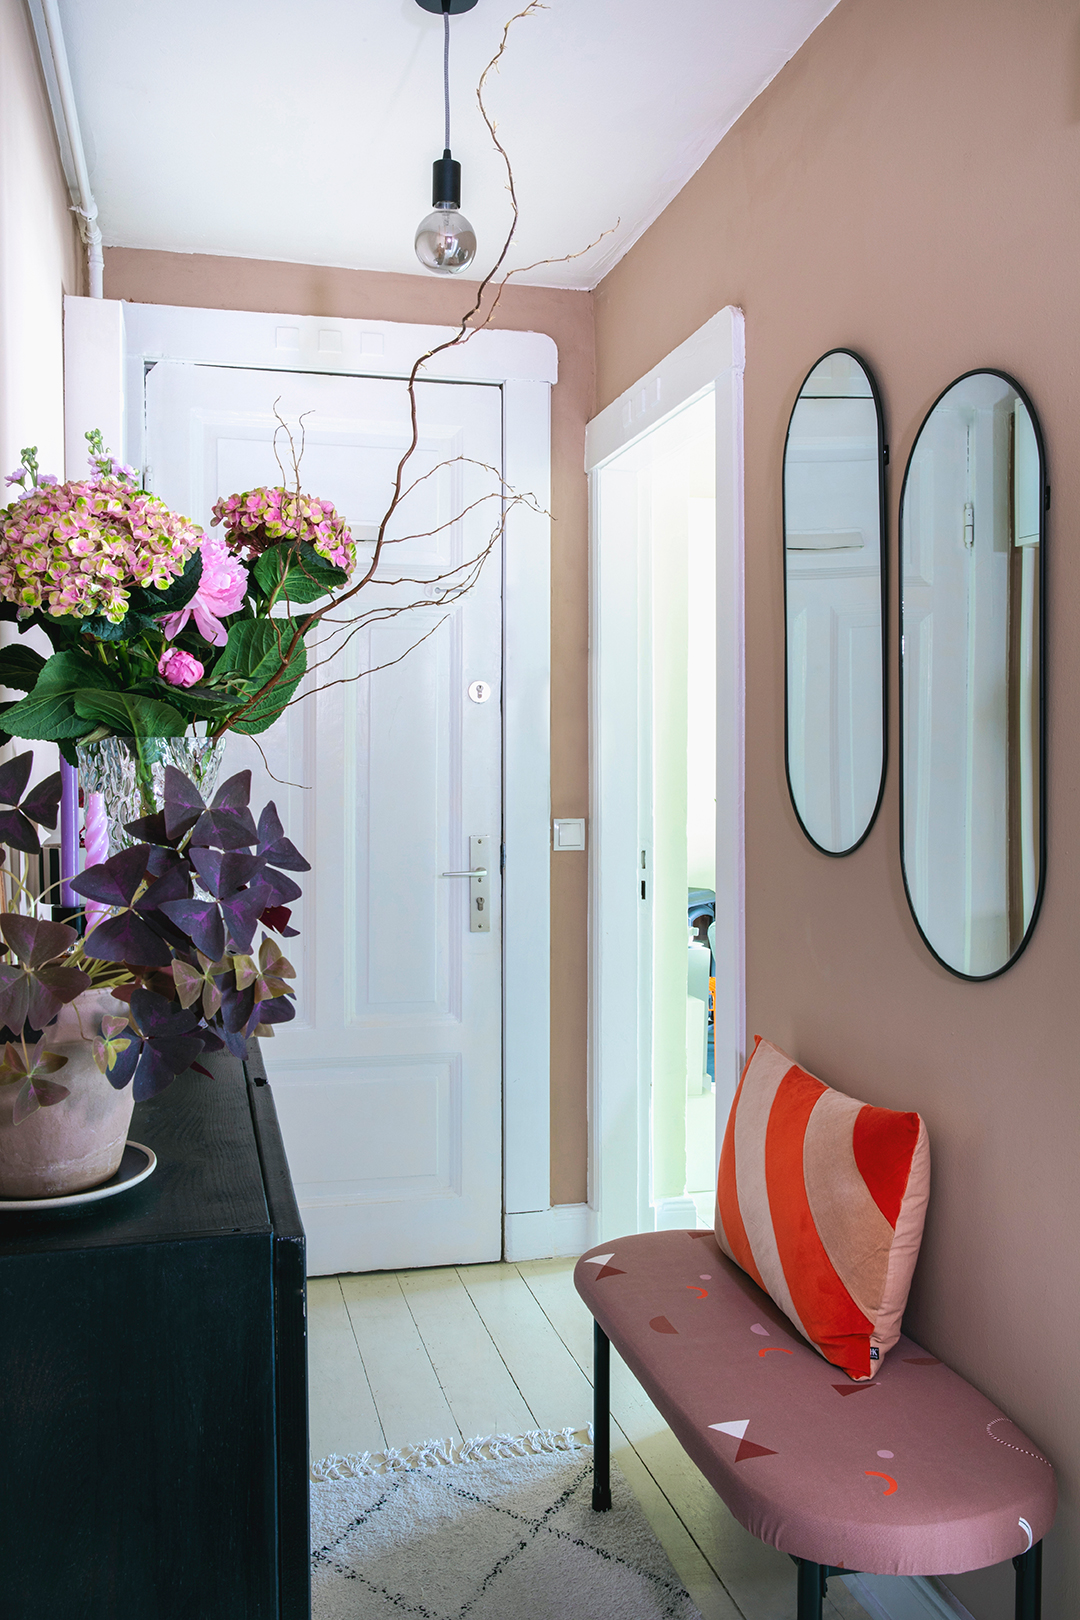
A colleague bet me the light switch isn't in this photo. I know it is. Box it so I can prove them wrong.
[553,818,586,852]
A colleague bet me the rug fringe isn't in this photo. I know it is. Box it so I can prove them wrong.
[311,1423,593,1482]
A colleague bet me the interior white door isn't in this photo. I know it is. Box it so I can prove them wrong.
[144,362,504,1275]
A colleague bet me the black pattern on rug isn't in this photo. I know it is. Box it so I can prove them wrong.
[310,1435,702,1620]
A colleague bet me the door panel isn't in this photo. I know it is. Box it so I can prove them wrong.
[145,363,503,1274]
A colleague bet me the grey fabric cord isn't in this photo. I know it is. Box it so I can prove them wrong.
[444,7,451,150]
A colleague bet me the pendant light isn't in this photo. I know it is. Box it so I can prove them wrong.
[414,0,478,274]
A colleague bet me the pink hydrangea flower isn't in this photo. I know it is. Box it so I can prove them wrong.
[159,536,247,646]
[0,475,204,623]
[157,647,204,687]
[212,486,355,575]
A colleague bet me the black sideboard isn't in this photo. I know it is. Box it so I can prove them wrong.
[0,1050,309,1620]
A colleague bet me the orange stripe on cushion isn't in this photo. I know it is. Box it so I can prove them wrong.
[765,1068,874,1379]
[852,1105,921,1228]
[716,1043,766,1289]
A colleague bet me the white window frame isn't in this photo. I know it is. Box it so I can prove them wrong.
[586,306,746,1242]
[63,295,555,1251]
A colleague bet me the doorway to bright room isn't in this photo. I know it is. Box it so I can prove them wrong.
[635,395,719,1228]
[588,307,745,1245]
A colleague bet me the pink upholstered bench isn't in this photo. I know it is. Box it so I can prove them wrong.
[575,1230,1055,1620]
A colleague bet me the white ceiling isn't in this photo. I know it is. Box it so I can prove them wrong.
[57,0,839,291]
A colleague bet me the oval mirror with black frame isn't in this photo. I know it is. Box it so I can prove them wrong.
[783,349,888,855]
[899,370,1046,980]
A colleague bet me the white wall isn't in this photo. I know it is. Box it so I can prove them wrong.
[0,0,82,483]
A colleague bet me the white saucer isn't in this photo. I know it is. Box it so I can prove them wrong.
[0,1141,157,1210]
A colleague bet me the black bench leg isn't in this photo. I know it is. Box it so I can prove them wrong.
[592,1320,612,1511]
[1014,1541,1042,1620]
[796,1559,826,1620]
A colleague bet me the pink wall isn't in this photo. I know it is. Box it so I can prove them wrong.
[0,0,83,477]
[104,248,594,1206]
[594,0,1080,1613]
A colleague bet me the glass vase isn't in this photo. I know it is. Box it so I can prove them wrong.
[76,735,226,857]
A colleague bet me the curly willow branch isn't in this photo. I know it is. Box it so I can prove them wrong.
[209,2,603,742]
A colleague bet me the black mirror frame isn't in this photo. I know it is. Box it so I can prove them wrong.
[782,347,889,857]
[897,367,1048,982]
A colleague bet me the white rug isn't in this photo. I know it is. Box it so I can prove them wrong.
[310,1428,703,1620]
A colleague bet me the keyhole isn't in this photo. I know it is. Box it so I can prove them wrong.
[476,896,485,912]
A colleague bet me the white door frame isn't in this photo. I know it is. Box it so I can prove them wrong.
[62,294,554,1249]
[586,306,746,1243]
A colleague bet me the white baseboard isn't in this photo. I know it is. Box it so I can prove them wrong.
[503,1203,596,1261]
[842,1574,975,1620]
[654,1195,703,1230]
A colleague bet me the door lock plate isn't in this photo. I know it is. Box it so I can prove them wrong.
[470,835,489,933]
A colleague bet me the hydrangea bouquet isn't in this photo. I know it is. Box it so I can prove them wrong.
[0,433,357,776]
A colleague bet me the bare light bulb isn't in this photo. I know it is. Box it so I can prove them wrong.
[415,205,476,274]
[416,151,476,275]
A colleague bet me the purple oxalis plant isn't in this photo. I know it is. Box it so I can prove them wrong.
[0,756,305,1122]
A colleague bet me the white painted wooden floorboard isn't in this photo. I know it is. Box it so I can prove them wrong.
[455,1262,594,1435]
[339,1271,461,1448]
[396,1266,537,1439]
[306,1276,385,1461]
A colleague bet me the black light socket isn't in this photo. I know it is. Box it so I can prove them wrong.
[432,149,462,209]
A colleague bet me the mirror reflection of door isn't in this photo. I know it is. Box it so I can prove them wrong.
[783,351,887,854]
[900,371,1045,979]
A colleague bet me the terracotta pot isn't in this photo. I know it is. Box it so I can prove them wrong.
[0,990,136,1199]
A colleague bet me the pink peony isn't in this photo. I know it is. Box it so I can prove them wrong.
[159,536,247,646]
[157,647,204,687]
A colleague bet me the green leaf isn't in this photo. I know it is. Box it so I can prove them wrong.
[253,542,347,605]
[35,615,87,653]
[0,646,46,693]
[72,690,187,741]
[2,651,115,741]
[77,611,158,643]
[229,674,306,734]
[212,617,307,685]
[159,686,244,722]
[212,618,308,734]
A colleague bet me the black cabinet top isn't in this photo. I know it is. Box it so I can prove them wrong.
[0,1054,272,1257]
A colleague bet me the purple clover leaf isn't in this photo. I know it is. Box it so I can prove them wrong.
[248,993,296,1039]
[256,802,310,873]
[188,847,265,900]
[211,771,252,810]
[0,752,62,854]
[188,805,259,851]
[0,916,90,1033]
[0,1040,71,1122]
[161,766,208,842]
[127,988,206,1101]
[74,845,173,968]
[92,1016,139,1090]
[155,898,226,961]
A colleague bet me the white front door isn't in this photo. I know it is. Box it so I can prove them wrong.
[145,362,504,1275]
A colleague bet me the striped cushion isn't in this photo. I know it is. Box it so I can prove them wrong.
[715,1037,930,1381]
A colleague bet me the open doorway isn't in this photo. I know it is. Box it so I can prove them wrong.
[620,396,718,1226]
[587,309,745,1244]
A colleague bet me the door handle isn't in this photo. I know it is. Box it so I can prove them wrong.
[440,836,490,933]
